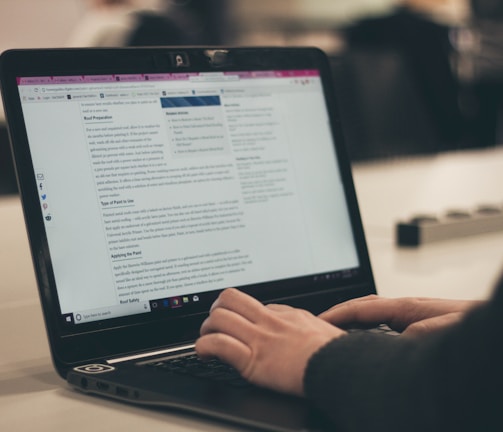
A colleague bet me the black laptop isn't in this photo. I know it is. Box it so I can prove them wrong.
[0,47,376,432]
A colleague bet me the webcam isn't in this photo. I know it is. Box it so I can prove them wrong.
[170,52,189,67]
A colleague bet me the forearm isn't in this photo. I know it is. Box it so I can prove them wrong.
[304,297,503,432]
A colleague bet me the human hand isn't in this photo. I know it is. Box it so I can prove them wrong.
[319,295,482,336]
[195,288,346,396]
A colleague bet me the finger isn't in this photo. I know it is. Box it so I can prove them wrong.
[402,312,465,337]
[319,296,401,327]
[265,303,296,312]
[210,288,265,323]
[322,294,380,311]
[318,295,380,318]
[195,333,252,374]
[200,307,257,345]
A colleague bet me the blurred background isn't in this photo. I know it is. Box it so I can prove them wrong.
[1,0,502,194]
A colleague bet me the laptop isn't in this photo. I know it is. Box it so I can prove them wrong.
[0,47,376,432]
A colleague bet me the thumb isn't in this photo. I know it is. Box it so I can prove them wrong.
[402,312,465,337]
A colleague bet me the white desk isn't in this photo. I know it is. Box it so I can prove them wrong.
[1,146,502,431]
[354,146,503,301]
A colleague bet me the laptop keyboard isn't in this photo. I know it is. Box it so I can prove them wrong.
[142,325,397,387]
[143,354,251,388]
[346,323,400,336]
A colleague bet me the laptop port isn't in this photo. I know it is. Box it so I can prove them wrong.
[96,381,109,391]
[115,386,129,398]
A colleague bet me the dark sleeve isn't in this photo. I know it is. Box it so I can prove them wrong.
[304,275,503,432]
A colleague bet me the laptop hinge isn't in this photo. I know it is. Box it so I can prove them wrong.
[107,343,196,365]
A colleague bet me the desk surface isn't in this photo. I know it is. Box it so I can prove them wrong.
[1,146,502,431]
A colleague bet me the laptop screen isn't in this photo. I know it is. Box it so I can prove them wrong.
[16,68,360,328]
